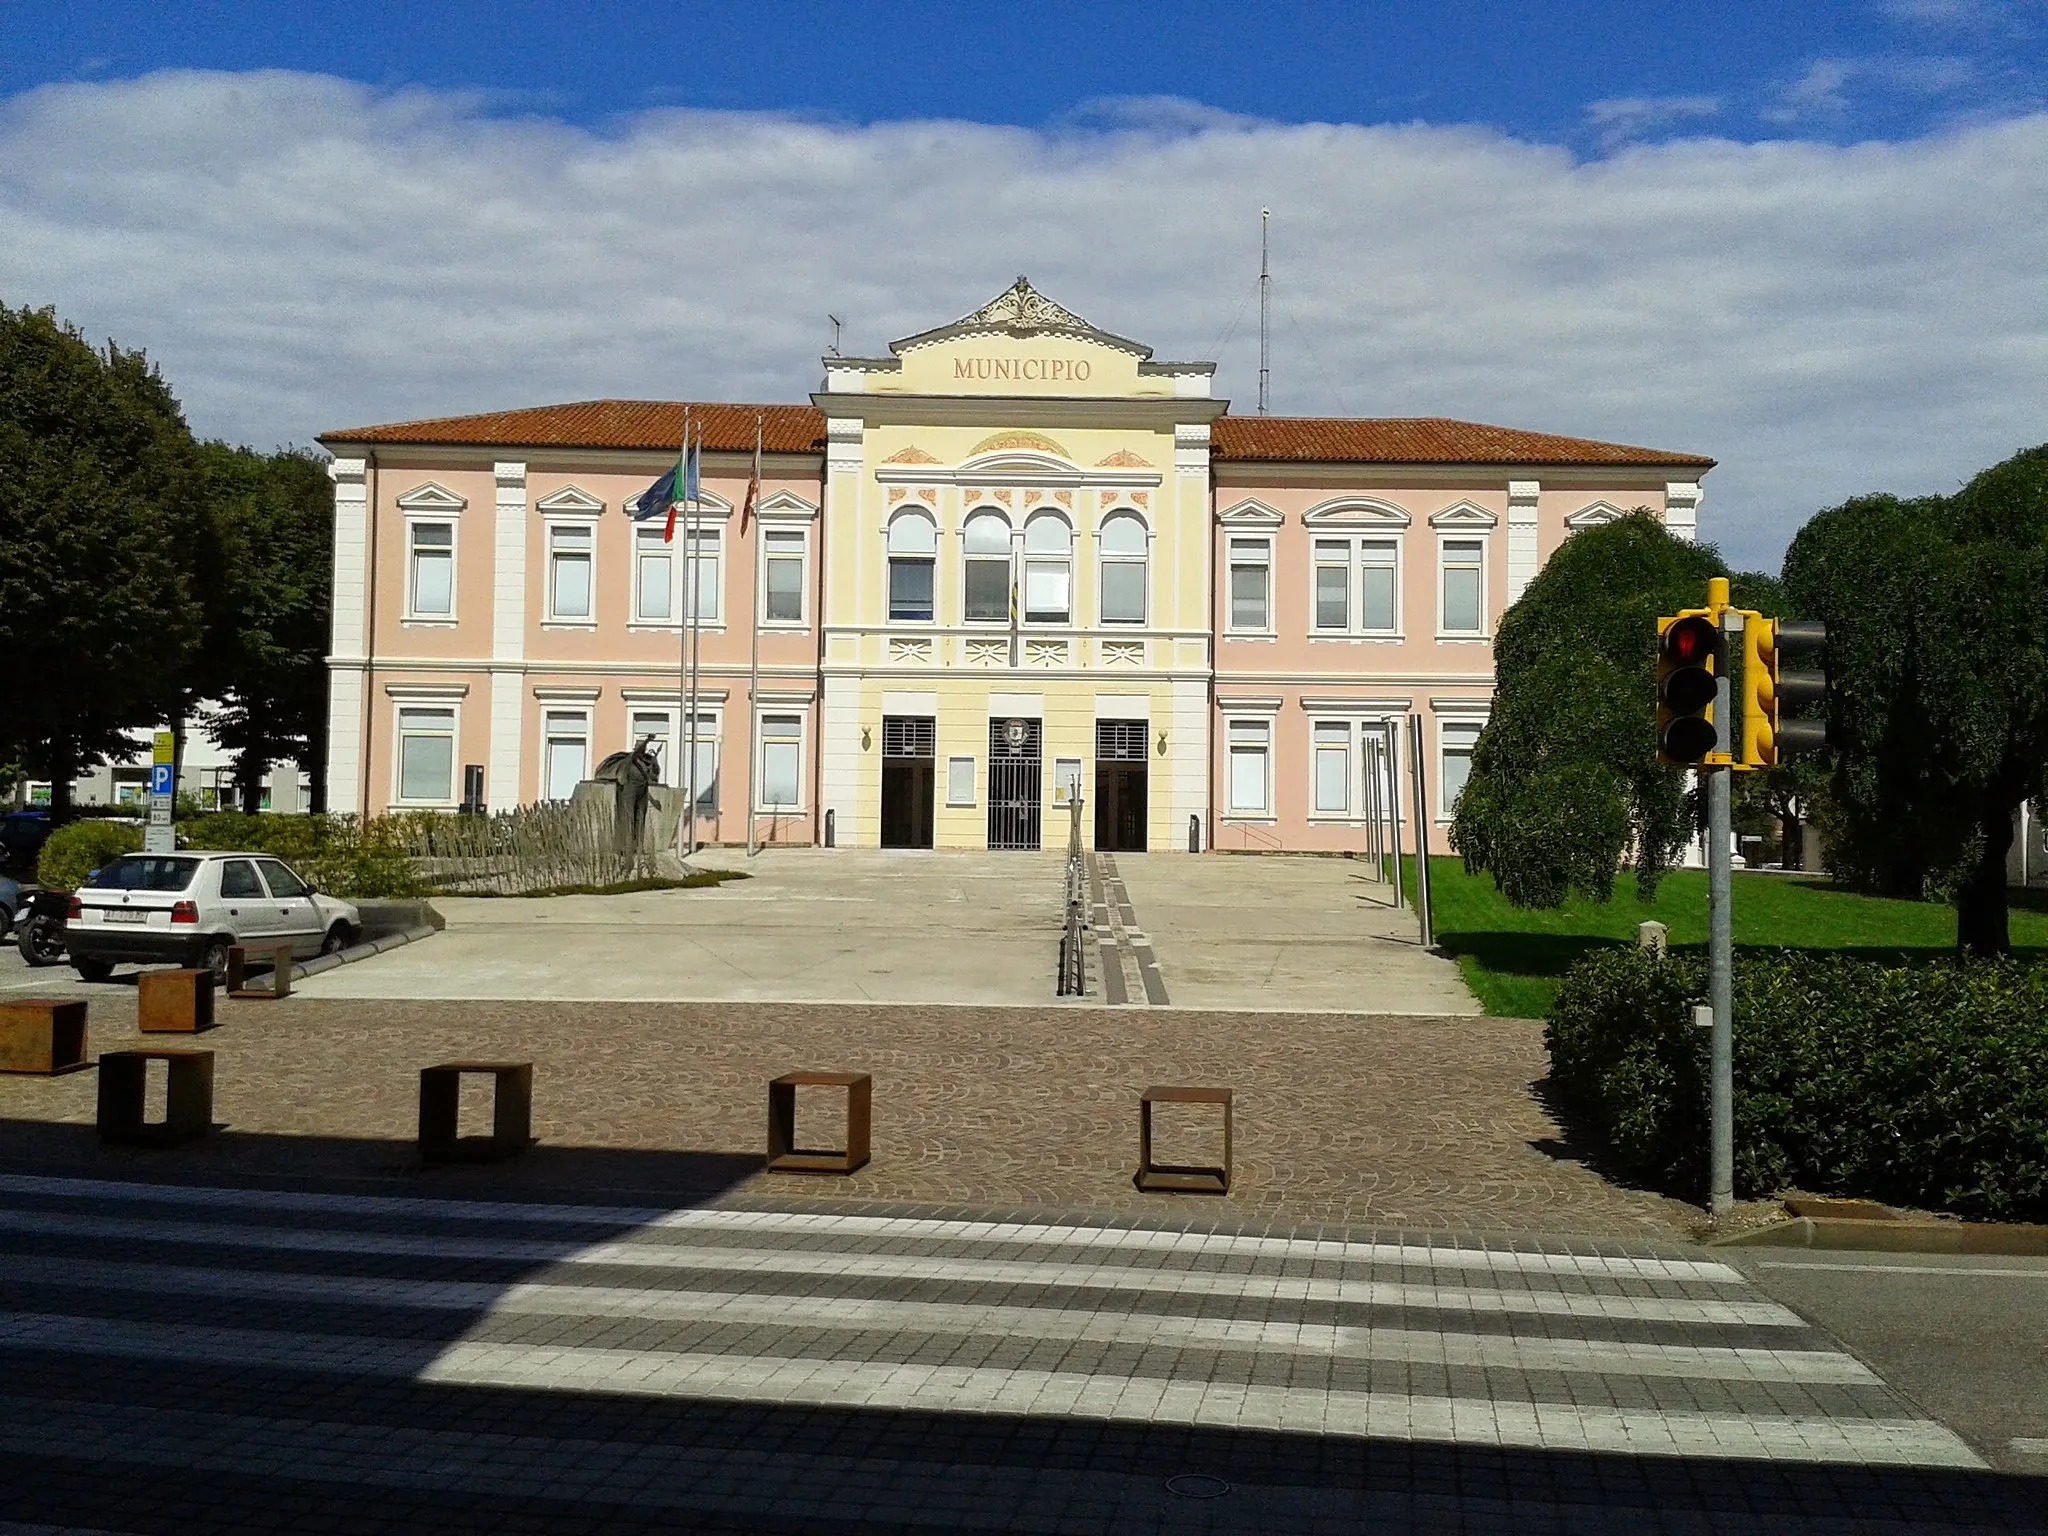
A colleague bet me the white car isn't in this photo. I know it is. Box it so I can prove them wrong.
[65,851,363,985]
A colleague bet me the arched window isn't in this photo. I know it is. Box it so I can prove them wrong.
[962,509,1011,623]
[887,511,936,621]
[1097,511,1148,625]
[1022,512,1072,624]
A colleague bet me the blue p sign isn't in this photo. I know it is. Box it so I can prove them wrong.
[149,764,174,796]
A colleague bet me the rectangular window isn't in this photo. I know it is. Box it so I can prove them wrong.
[396,707,456,803]
[408,522,453,616]
[683,712,718,813]
[764,530,805,623]
[1226,718,1270,814]
[1024,560,1070,624]
[1360,540,1398,633]
[684,527,721,622]
[758,715,802,808]
[1099,560,1145,624]
[1228,538,1270,631]
[633,526,672,622]
[630,709,672,785]
[549,524,593,620]
[889,557,934,621]
[1441,721,1483,813]
[964,558,1009,622]
[542,710,588,802]
[1313,721,1350,814]
[1313,539,1349,630]
[946,755,976,806]
[1441,538,1484,633]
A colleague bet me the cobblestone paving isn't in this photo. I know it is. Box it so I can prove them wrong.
[0,993,1691,1236]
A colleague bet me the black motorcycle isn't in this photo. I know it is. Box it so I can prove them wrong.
[16,887,68,967]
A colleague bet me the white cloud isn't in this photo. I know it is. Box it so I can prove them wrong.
[2,69,2046,568]
[1583,94,1721,150]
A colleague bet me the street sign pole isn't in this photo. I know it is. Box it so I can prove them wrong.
[144,730,176,856]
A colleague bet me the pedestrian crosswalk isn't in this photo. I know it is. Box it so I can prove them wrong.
[0,1171,1997,1531]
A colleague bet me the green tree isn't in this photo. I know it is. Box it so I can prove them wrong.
[0,305,211,807]
[1449,513,1778,907]
[1784,448,2048,956]
[194,442,333,811]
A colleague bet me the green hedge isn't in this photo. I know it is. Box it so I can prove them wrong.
[36,819,144,889]
[1546,948,2048,1221]
[177,812,427,900]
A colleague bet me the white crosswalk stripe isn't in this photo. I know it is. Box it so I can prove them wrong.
[0,1174,1985,1474]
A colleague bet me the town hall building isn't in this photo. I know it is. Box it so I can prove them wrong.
[319,279,1712,854]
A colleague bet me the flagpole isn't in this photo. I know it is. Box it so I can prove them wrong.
[684,421,704,860]
[746,413,763,859]
[675,407,692,861]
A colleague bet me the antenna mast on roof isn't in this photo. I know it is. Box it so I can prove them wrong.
[1257,209,1271,417]
[827,315,843,357]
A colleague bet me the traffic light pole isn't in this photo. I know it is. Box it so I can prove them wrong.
[1708,608,1739,1219]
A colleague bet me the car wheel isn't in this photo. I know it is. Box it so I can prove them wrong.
[73,958,114,983]
[319,921,353,957]
[17,914,64,967]
[199,939,233,989]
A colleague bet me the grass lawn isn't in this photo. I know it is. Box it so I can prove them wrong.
[1406,857,2048,1019]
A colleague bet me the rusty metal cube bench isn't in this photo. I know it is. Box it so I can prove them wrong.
[419,1062,533,1163]
[138,968,216,1033]
[1135,1085,1232,1194]
[767,1071,871,1174]
[227,943,294,1001]
[98,1048,214,1146]
[0,999,88,1075]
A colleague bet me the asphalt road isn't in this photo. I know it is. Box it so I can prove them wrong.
[1732,1246,2048,1474]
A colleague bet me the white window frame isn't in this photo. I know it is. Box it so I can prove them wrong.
[403,517,457,622]
[631,524,678,627]
[1310,718,1352,817]
[390,701,460,808]
[681,523,724,626]
[1437,715,1487,821]
[1096,510,1149,627]
[1022,511,1073,626]
[544,520,598,625]
[760,527,809,628]
[539,706,593,803]
[681,708,721,814]
[886,510,938,625]
[960,507,1013,627]
[1437,534,1489,638]
[627,707,677,786]
[1226,535,1273,635]
[1308,535,1402,638]
[756,712,807,812]
[1223,715,1274,820]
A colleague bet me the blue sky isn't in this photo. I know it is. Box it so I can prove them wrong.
[3,2,2046,567]
[10,0,2044,147]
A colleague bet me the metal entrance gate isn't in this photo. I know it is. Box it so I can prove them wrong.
[987,717,1043,851]
[1094,719,1148,852]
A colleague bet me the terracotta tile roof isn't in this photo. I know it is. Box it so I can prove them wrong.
[323,399,1710,470]
[1212,415,1713,469]
[321,400,826,454]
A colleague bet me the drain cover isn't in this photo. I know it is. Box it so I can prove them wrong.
[1166,1474,1232,1499]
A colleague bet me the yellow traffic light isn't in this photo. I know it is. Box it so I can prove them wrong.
[1741,616,1830,768]
[1657,609,1722,764]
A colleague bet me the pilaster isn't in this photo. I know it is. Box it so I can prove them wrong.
[1665,481,1701,544]
[490,460,528,807]
[325,456,369,815]
[1506,480,1541,605]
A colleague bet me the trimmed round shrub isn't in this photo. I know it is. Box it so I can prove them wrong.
[36,819,144,889]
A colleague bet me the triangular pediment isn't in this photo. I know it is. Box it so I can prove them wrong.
[891,275,1152,358]
[394,481,466,512]
[534,485,604,514]
[1428,501,1499,529]
[1565,500,1627,530]
[1217,497,1284,527]
[755,489,819,521]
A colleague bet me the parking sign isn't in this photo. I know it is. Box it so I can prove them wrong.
[149,764,174,796]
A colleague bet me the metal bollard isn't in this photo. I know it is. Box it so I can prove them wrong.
[1188,814,1201,853]
[824,808,835,848]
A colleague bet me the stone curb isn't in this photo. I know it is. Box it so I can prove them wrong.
[289,924,438,985]
[1710,1215,2048,1256]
